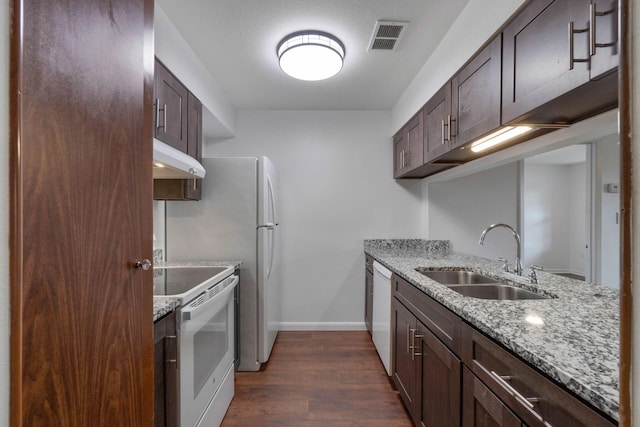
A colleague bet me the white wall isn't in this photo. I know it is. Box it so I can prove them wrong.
[595,136,621,288]
[0,0,9,424]
[569,163,587,275]
[203,110,422,328]
[523,163,586,275]
[426,163,520,263]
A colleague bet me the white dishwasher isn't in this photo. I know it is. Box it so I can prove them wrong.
[372,261,392,375]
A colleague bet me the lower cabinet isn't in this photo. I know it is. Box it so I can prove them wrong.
[390,273,617,427]
[392,298,461,426]
[463,367,522,427]
[154,312,178,427]
[365,255,374,334]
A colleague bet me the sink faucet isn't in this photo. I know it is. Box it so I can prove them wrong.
[479,223,522,276]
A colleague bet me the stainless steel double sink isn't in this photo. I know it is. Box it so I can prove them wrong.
[415,268,550,301]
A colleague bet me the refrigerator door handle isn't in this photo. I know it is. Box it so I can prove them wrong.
[267,227,275,279]
[267,175,276,224]
[258,223,278,229]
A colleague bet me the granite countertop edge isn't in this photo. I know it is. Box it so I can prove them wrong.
[364,239,619,421]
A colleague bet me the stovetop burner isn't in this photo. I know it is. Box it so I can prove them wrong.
[153,266,233,302]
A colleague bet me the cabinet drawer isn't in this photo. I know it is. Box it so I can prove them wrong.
[393,274,462,356]
[463,366,522,427]
[461,323,616,427]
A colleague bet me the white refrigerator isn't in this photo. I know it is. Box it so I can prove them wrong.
[166,156,280,371]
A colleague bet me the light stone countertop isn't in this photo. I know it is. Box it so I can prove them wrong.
[364,239,619,421]
[152,260,241,322]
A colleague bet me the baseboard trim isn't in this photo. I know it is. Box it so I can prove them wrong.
[278,322,367,331]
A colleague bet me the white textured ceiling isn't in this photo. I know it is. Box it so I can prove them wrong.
[156,0,471,110]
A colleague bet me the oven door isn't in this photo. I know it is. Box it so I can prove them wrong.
[179,275,238,427]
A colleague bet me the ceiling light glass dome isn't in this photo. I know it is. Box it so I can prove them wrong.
[277,31,345,81]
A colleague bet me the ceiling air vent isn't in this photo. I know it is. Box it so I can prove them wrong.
[368,20,409,51]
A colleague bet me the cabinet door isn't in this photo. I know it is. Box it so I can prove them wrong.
[590,0,619,79]
[393,131,408,178]
[365,268,373,334]
[451,36,501,150]
[155,60,188,152]
[153,92,203,201]
[392,298,419,422]
[184,92,203,200]
[502,0,590,124]
[424,82,452,162]
[154,312,178,427]
[406,111,425,170]
[462,368,522,427]
[418,323,462,427]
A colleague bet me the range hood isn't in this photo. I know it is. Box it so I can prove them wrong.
[153,138,206,179]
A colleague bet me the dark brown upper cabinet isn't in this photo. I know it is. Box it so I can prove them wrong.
[423,36,502,164]
[502,0,618,125]
[393,130,408,179]
[393,111,425,178]
[154,64,204,201]
[154,59,189,152]
[424,82,453,163]
[450,36,502,151]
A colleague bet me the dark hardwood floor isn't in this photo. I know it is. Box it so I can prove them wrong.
[221,331,413,426]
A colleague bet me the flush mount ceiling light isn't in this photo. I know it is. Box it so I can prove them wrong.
[277,31,345,81]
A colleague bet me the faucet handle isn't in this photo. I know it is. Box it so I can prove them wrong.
[497,257,510,272]
[529,265,544,284]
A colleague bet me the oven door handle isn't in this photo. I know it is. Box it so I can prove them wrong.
[182,275,239,322]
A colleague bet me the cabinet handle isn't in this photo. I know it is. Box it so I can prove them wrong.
[410,329,423,361]
[590,3,616,56]
[589,3,596,56]
[163,103,167,133]
[165,335,178,365]
[189,168,197,190]
[441,116,452,144]
[405,150,410,167]
[155,99,160,129]
[568,21,590,70]
[406,324,411,354]
[490,371,541,413]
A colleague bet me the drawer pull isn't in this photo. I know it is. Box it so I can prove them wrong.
[406,324,411,354]
[411,330,423,361]
[490,371,540,410]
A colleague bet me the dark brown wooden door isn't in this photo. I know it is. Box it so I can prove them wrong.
[155,59,188,152]
[462,368,522,427]
[418,324,461,427]
[590,0,619,79]
[502,0,590,124]
[451,36,501,150]
[154,312,178,427]
[392,298,418,422]
[10,0,154,425]
[424,82,452,162]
